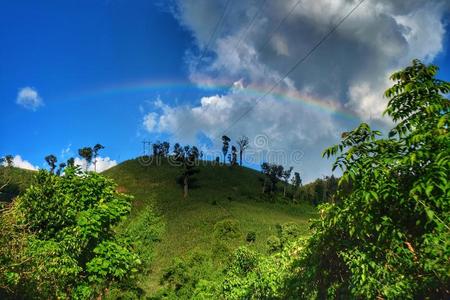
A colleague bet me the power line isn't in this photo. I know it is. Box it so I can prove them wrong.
[220,0,367,137]
[195,0,233,69]
[235,0,268,50]
[258,0,303,53]
[170,0,268,139]
[168,0,233,138]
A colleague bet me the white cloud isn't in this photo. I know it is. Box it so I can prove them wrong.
[60,144,72,159]
[16,87,43,111]
[74,156,117,173]
[2,155,38,170]
[153,0,449,181]
[143,112,159,132]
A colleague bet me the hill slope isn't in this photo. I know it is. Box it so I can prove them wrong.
[104,157,317,294]
[0,167,35,203]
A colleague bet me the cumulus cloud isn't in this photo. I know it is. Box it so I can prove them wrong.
[147,0,448,181]
[173,0,448,117]
[74,156,117,173]
[16,87,43,111]
[2,155,38,170]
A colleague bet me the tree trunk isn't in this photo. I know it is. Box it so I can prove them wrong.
[183,175,189,198]
[239,150,243,166]
[262,179,266,194]
[283,184,286,197]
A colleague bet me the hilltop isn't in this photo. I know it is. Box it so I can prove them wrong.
[103,157,317,295]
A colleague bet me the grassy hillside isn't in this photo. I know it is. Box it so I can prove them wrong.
[103,157,317,295]
[0,166,35,203]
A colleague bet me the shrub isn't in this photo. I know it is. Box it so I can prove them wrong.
[124,207,164,268]
[278,222,301,245]
[213,219,241,240]
[290,60,450,298]
[160,251,219,299]
[0,167,139,299]
[266,235,282,253]
[246,231,256,243]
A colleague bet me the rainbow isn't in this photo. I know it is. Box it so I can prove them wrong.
[72,78,359,121]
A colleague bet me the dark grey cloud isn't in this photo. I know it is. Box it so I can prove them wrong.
[144,0,448,181]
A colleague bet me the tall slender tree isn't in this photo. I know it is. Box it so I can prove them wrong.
[67,157,75,168]
[237,136,249,166]
[92,144,104,172]
[174,144,200,198]
[291,171,302,201]
[282,166,293,197]
[231,146,238,165]
[78,147,93,171]
[222,135,231,164]
[45,154,57,174]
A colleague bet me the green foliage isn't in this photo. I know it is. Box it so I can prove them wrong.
[290,60,450,298]
[0,167,139,299]
[220,243,305,300]
[266,235,282,253]
[158,251,219,299]
[214,219,241,240]
[123,208,164,267]
[277,222,302,245]
[246,231,256,243]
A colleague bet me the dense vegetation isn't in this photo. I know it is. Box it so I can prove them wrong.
[0,168,141,299]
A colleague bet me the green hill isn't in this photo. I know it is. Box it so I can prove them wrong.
[103,157,317,295]
[0,166,35,203]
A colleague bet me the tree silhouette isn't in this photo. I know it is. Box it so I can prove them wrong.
[282,166,293,197]
[174,144,200,198]
[237,136,249,166]
[56,163,66,176]
[78,147,93,171]
[4,155,14,167]
[45,154,57,174]
[231,145,238,165]
[222,135,231,164]
[67,157,75,168]
[261,163,283,194]
[291,171,302,201]
[92,144,105,172]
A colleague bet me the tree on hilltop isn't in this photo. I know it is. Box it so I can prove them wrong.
[237,136,249,166]
[93,143,104,172]
[45,154,57,174]
[78,147,93,171]
[222,135,231,164]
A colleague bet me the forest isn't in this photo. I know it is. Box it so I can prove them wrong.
[1,60,449,299]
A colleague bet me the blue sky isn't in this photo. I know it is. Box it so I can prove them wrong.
[1,0,449,181]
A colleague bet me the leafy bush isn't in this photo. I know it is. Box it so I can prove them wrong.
[214,60,450,299]
[290,60,450,298]
[246,231,256,243]
[220,245,300,299]
[159,251,219,299]
[266,235,282,253]
[214,219,241,240]
[0,167,140,299]
[277,222,301,245]
[124,207,164,268]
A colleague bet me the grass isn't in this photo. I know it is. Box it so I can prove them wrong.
[103,157,317,295]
